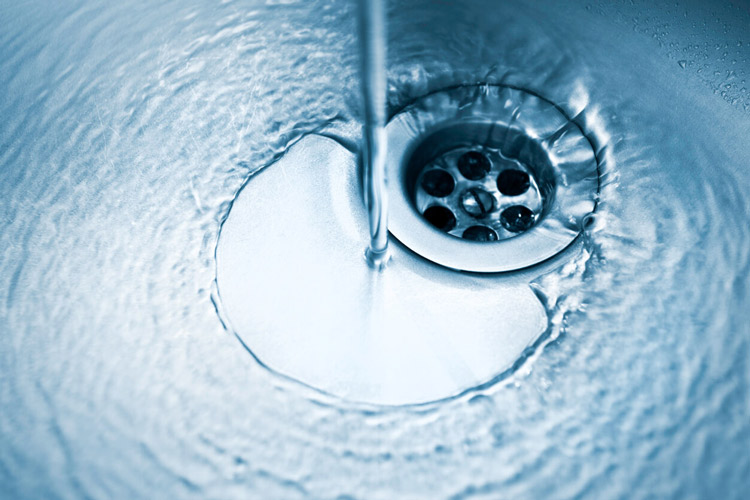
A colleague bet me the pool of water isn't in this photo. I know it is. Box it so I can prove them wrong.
[1,0,749,498]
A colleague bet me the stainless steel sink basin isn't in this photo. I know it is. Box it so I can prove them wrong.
[0,0,748,498]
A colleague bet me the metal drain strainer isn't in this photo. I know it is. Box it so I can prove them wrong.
[386,85,600,273]
[415,145,544,241]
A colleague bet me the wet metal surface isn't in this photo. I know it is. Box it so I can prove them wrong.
[1,0,749,498]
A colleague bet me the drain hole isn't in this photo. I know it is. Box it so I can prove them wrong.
[500,205,535,233]
[385,84,600,272]
[462,225,499,242]
[420,169,455,198]
[497,169,531,196]
[457,151,491,180]
[460,188,495,218]
[411,139,546,243]
[424,205,457,232]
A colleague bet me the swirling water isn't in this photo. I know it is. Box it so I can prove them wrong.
[1,0,749,499]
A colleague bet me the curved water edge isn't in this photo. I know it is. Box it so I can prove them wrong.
[1,0,749,499]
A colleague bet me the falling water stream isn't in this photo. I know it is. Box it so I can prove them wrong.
[1,0,749,499]
[357,0,389,268]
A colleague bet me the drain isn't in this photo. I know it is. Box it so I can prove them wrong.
[413,146,544,241]
[214,85,602,404]
[386,85,600,273]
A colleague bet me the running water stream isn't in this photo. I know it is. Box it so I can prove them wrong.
[357,0,390,268]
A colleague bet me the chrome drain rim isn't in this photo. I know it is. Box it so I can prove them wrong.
[386,85,600,273]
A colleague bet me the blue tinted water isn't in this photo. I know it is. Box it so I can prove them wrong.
[1,0,749,499]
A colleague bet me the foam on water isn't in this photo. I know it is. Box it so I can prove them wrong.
[1,0,749,498]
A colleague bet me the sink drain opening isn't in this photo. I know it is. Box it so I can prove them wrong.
[386,85,600,273]
[410,123,550,241]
